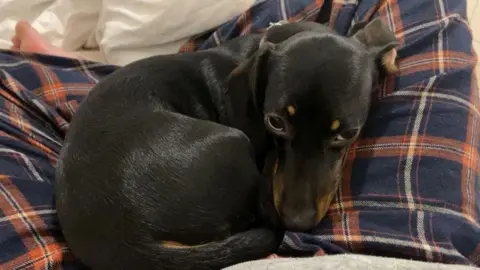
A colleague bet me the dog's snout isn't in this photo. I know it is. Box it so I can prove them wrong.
[281,208,317,232]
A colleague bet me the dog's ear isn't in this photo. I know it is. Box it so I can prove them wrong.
[346,21,369,37]
[350,17,399,73]
[228,38,275,109]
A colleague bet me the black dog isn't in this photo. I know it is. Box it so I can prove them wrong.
[55,18,398,269]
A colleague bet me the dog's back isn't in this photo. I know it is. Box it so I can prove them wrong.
[56,98,280,269]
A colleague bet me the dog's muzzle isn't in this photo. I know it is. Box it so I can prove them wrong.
[271,154,344,232]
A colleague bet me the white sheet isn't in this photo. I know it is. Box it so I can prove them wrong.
[98,0,255,65]
[0,0,99,50]
[0,0,255,65]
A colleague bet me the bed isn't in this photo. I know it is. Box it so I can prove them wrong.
[0,0,478,269]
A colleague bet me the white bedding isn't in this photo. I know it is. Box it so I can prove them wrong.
[0,0,255,65]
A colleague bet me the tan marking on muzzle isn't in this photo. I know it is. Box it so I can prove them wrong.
[287,105,296,116]
[315,192,336,223]
[382,48,398,73]
[271,159,283,212]
[272,158,278,175]
[316,158,344,223]
[331,120,341,131]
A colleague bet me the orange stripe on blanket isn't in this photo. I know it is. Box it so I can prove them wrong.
[0,243,68,270]
[0,175,57,268]
[399,51,476,75]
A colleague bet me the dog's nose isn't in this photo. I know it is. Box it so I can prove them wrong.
[281,209,317,232]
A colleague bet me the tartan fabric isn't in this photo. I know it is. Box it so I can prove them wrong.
[181,0,480,265]
[0,0,478,269]
[0,53,117,269]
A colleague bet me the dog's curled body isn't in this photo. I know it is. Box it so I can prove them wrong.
[55,19,399,269]
[55,34,284,270]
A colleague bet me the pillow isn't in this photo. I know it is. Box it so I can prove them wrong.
[31,0,101,50]
[96,0,255,65]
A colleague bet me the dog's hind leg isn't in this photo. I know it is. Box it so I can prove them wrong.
[119,228,282,270]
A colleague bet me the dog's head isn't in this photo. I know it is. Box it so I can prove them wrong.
[229,18,398,232]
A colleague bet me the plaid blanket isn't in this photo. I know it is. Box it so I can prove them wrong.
[0,0,478,269]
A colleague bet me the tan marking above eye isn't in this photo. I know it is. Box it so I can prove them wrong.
[331,120,341,131]
[287,105,296,116]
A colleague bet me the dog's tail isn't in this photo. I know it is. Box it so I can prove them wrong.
[131,228,281,270]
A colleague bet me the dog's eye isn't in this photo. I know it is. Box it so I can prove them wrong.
[334,129,360,141]
[266,115,286,132]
